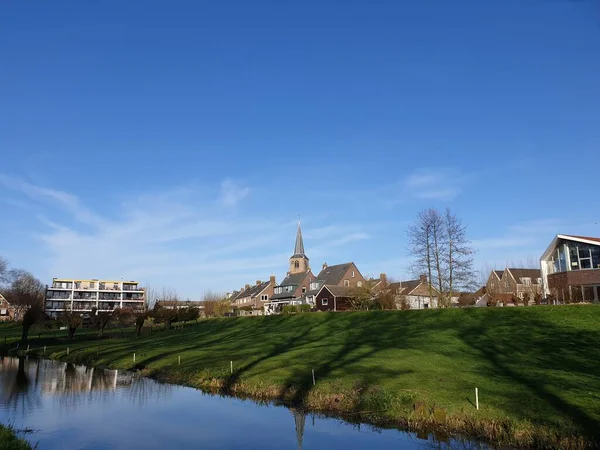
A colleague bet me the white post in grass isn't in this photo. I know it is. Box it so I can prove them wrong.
[475,387,479,410]
[133,353,136,363]
[178,355,181,366]
[43,346,46,354]
[27,344,30,352]
[230,361,233,374]
[312,369,316,386]
[67,347,70,355]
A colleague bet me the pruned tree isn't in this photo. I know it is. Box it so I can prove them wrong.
[407,208,476,307]
[0,269,48,345]
[59,308,83,340]
[20,305,45,346]
[90,307,113,338]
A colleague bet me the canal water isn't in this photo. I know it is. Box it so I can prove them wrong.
[0,357,488,449]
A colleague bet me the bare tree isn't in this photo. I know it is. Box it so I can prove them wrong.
[3,270,46,312]
[444,208,476,304]
[408,208,476,307]
[0,256,9,285]
[202,290,229,317]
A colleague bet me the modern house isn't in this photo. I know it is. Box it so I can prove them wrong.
[388,275,440,309]
[540,234,600,303]
[485,268,543,302]
[266,223,315,314]
[44,279,146,318]
[230,277,276,315]
[0,294,16,322]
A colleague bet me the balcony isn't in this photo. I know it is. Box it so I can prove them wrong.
[50,284,73,290]
[122,285,143,291]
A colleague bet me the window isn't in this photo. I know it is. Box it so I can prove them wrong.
[344,280,350,287]
[90,282,95,289]
[505,280,510,289]
[537,278,542,285]
[301,287,306,294]
[322,298,328,306]
[518,292,524,299]
[523,278,531,286]
[0,309,7,316]
[294,261,300,269]
[423,303,429,309]
[261,295,268,301]
[357,281,363,287]
[352,271,355,278]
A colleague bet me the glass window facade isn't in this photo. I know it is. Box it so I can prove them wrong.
[550,240,600,273]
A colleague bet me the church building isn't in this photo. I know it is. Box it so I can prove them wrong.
[265,222,315,314]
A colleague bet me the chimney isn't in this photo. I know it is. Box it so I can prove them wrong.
[322,262,328,270]
[256,280,261,286]
[245,284,250,290]
[270,275,276,285]
[380,273,387,285]
[420,274,427,283]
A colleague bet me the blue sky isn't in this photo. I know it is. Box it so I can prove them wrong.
[1,1,598,298]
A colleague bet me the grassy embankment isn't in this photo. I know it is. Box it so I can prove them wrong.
[1,306,600,449]
[0,424,33,450]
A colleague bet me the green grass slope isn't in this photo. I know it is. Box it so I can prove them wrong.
[0,424,33,450]
[2,305,600,447]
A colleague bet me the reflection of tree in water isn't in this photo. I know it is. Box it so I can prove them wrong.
[0,357,173,414]
[0,356,43,414]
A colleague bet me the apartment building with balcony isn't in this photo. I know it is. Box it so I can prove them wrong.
[45,278,145,318]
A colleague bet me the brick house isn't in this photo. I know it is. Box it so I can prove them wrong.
[230,277,276,315]
[541,234,600,303]
[307,262,366,310]
[0,294,16,322]
[485,268,543,303]
[388,275,440,309]
[369,273,389,295]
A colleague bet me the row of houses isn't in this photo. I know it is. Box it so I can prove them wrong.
[227,223,446,315]
[1,228,595,321]
[228,227,600,314]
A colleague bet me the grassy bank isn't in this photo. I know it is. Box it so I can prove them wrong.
[0,424,33,450]
[2,306,600,448]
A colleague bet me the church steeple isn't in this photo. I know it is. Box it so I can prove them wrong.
[289,221,309,275]
[293,221,305,257]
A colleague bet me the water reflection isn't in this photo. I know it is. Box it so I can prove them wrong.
[0,356,173,415]
[0,357,488,450]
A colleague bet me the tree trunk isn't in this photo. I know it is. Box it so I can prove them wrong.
[20,324,31,346]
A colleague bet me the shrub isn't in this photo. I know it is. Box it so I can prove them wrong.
[299,304,311,313]
[282,305,298,315]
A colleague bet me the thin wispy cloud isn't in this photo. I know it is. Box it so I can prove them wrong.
[0,174,102,225]
[0,175,370,297]
[219,178,250,207]
[403,168,463,201]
